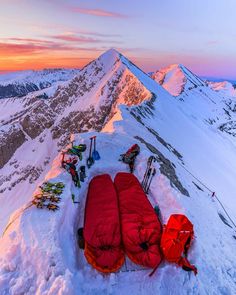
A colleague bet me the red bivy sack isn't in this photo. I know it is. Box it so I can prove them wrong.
[84,174,124,273]
[161,214,197,275]
[114,172,162,269]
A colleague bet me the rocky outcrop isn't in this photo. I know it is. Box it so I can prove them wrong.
[20,101,55,139]
[0,126,26,168]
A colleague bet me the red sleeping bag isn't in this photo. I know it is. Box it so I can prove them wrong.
[114,172,162,269]
[84,174,124,273]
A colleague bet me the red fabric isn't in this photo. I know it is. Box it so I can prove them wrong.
[114,172,162,269]
[84,174,124,273]
[161,214,197,275]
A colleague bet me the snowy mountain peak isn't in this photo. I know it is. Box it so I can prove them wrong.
[208,80,236,97]
[151,63,205,96]
[100,48,121,60]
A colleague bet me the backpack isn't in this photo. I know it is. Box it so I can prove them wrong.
[120,144,140,173]
[161,214,197,275]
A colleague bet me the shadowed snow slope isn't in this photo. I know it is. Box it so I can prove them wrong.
[0,49,236,295]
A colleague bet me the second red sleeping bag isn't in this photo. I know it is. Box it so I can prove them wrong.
[114,172,162,269]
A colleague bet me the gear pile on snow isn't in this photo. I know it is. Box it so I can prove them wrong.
[61,142,88,187]
[32,182,65,211]
[62,156,81,188]
[119,144,140,173]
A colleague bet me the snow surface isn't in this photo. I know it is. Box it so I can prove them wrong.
[0,49,236,295]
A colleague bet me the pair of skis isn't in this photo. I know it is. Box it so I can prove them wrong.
[142,156,157,194]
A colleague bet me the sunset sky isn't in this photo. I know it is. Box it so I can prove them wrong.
[0,0,236,79]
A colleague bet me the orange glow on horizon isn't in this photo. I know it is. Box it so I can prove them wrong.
[0,55,92,71]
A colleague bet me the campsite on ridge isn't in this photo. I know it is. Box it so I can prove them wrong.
[0,48,236,294]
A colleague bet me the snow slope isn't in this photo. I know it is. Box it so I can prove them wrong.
[0,49,236,295]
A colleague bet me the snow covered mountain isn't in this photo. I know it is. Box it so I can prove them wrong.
[208,80,236,97]
[0,48,153,230]
[151,64,236,140]
[151,64,205,97]
[0,49,236,295]
[0,68,80,99]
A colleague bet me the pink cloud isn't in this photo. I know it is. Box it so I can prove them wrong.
[51,34,102,43]
[0,40,98,56]
[70,7,127,18]
[7,38,55,44]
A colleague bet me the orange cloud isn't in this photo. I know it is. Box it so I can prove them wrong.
[71,7,127,18]
[0,38,104,71]
[0,56,92,71]
[0,40,99,56]
[0,42,50,55]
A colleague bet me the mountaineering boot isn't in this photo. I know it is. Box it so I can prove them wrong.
[79,166,86,182]
[78,228,85,249]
